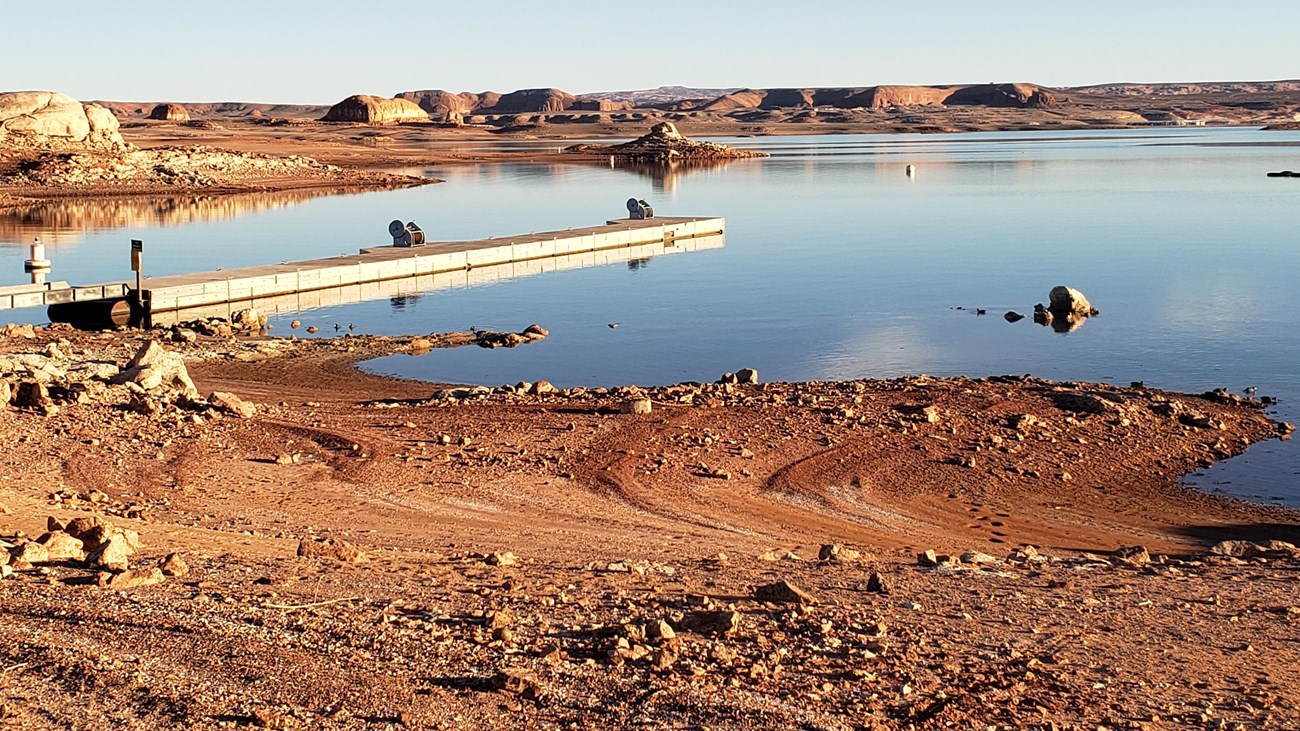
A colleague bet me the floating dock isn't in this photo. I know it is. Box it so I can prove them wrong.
[12,216,724,327]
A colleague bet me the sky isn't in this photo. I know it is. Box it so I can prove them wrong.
[3,1,1298,103]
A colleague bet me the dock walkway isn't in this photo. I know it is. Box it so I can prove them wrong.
[141,216,723,317]
[14,216,723,326]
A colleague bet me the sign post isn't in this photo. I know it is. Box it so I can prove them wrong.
[130,239,143,308]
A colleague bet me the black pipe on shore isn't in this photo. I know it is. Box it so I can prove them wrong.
[47,298,137,330]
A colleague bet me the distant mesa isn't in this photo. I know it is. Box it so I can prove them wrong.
[321,95,430,124]
[695,83,1058,112]
[149,103,190,122]
[1066,80,1300,96]
[395,90,485,123]
[0,90,124,149]
[488,88,576,114]
[395,87,630,123]
[564,122,768,162]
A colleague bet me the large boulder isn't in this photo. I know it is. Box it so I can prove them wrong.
[0,91,124,149]
[111,341,199,400]
[321,95,429,124]
[149,103,190,122]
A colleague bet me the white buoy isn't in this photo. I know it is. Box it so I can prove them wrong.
[24,237,51,285]
[905,164,916,177]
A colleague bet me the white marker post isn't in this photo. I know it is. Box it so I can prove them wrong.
[24,237,51,286]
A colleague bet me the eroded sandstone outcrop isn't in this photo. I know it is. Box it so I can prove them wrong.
[321,95,429,124]
[148,103,190,122]
[0,91,124,149]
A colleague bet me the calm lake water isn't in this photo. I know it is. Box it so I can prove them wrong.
[2,128,1298,504]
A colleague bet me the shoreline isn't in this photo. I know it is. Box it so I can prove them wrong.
[2,325,1299,728]
[2,120,1292,205]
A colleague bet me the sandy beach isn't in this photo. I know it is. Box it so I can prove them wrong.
[1,322,1298,729]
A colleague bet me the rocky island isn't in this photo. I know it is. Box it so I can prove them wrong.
[563,122,769,162]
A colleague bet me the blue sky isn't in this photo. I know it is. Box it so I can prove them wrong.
[3,1,1297,103]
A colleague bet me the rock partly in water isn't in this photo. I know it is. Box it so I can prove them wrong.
[1048,286,1098,317]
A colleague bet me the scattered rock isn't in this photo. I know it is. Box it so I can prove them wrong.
[818,543,862,563]
[208,391,257,418]
[10,541,50,565]
[12,381,55,413]
[736,368,759,385]
[620,398,652,415]
[865,572,891,594]
[679,610,740,636]
[492,668,542,699]
[296,537,368,563]
[917,549,940,567]
[1009,413,1039,431]
[98,567,164,589]
[1008,545,1040,563]
[485,551,518,567]
[36,531,86,562]
[230,308,267,331]
[754,579,818,605]
[88,532,137,572]
[646,619,676,640]
[1112,545,1151,566]
[960,551,999,565]
[64,516,105,542]
[158,553,189,577]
